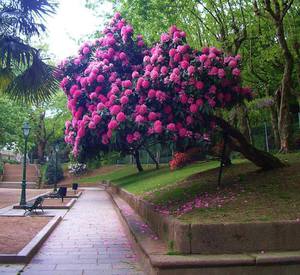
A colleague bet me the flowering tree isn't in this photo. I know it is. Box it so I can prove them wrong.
[58,13,158,171]
[58,13,284,171]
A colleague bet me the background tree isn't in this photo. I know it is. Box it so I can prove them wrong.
[253,0,295,152]
[0,96,31,149]
[29,92,70,163]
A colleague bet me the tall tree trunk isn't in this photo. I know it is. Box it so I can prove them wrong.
[237,103,252,143]
[270,105,280,149]
[212,116,285,170]
[37,141,46,164]
[36,112,46,164]
[260,0,294,152]
[276,22,293,152]
[133,150,143,172]
[143,147,159,169]
[266,87,280,150]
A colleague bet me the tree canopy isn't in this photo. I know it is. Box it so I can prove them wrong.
[58,13,283,171]
[85,0,300,153]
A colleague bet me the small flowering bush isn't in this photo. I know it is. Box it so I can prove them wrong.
[169,148,206,170]
[169,152,190,170]
[57,13,252,166]
[68,162,87,176]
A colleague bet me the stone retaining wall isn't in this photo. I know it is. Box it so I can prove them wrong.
[107,183,300,255]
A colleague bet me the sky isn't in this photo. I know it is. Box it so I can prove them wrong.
[45,0,112,61]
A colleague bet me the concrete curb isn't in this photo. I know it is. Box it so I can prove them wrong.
[65,191,83,198]
[108,190,300,274]
[0,215,62,263]
[42,198,77,209]
[107,183,300,255]
[108,190,156,275]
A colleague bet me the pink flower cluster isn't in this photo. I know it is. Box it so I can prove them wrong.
[58,13,251,158]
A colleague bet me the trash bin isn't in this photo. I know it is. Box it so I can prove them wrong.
[72,183,79,193]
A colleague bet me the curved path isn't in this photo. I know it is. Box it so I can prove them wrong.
[21,188,144,275]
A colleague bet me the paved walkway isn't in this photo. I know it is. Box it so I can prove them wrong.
[1,188,144,275]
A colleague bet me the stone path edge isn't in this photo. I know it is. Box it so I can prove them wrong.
[107,182,300,255]
[0,215,62,263]
[65,190,83,198]
[107,189,154,275]
[107,188,300,271]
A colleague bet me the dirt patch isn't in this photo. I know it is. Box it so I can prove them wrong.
[0,216,51,254]
[43,198,72,206]
[0,189,51,209]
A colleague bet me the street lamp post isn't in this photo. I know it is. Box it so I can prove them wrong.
[20,122,31,206]
[54,143,59,192]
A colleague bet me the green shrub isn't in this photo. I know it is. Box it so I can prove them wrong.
[0,161,3,175]
[3,159,20,164]
[87,157,101,170]
[101,152,120,165]
[44,157,64,185]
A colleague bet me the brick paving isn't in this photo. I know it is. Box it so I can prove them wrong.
[21,188,144,275]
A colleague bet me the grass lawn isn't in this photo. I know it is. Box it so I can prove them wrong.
[78,160,230,194]
[146,152,300,223]
[78,152,300,224]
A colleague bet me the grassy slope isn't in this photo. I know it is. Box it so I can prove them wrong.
[149,153,300,223]
[79,161,226,194]
[79,153,300,223]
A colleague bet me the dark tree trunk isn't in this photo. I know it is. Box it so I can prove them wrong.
[270,104,280,150]
[212,116,285,170]
[133,150,143,172]
[37,141,46,164]
[143,147,159,169]
[222,151,232,166]
[266,87,280,150]
[237,103,252,143]
[262,1,294,153]
[36,112,46,164]
[276,23,294,153]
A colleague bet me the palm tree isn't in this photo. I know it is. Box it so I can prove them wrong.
[0,0,59,103]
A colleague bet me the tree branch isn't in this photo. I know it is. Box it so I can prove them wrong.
[281,0,294,19]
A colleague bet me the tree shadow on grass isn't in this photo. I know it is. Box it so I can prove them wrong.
[114,166,169,189]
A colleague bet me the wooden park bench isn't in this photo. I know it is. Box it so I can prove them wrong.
[45,187,67,202]
[21,196,45,216]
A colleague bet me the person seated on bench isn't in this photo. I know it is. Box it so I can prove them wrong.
[21,196,44,216]
[46,187,67,202]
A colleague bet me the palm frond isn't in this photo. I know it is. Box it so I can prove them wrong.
[4,56,59,104]
[0,35,33,68]
[0,67,15,91]
[0,0,58,38]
